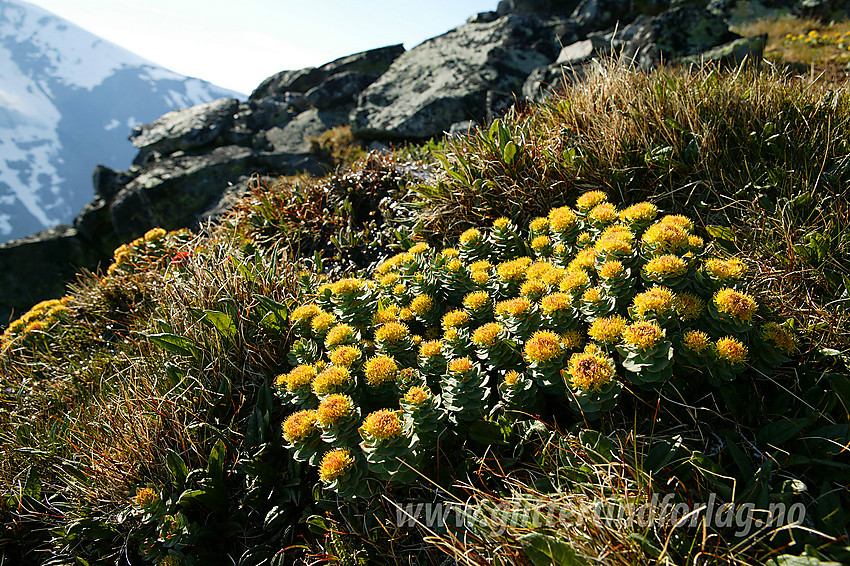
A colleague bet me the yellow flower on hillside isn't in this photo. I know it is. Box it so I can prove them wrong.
[316,394,355,427]
[682,330,710,354]
[460,228,483,245]
[282,410,318,443]
[375,321,410,343]
[631,286,676,320]
[442,309,469,331]
[540,292,572,315]
[715,337,748,365]
[325,323,356,348]
[588,316,627,344]
[576,190,607,211]
[318,448,354,483]
[567,345,615,391]
[623,322,665,350]
[644,255,688,278]
[329,345,362,368]
[713,288,757,322]
[524,331,562,363]
[410,294,434,316]
[312,366,351,396]
[472,323,504,347]
[463,291,490,311]
[548,206,577,232]
[449,357,474,374]
[361,409,403,440]
[495,297,532,317]
[364,355,399,386]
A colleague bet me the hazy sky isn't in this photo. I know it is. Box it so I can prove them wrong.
[25,0,499,94]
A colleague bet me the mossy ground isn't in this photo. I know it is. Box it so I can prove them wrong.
[1,17,850,566]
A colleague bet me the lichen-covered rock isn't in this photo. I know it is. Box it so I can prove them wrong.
[305,71,380,110]
[679,34,766,67]
[129,98,240,155]
[108,146,323,238]
[265,108,350,154]
[350,15,564,139]
[249,44,405,101]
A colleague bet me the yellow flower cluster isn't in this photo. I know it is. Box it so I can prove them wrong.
[291,303,320,324]
[319,448,354,483]
[372,305,400,325]
[361,409,403,440]
[329,345,362,368]
[144,227,166,242]
[576,190,607,211]
[325,323,356,348]
[641,221,690,255]
[683,330,710,354]
[449,357,474,374]
[279,365,317,392]
[715,337,748,364]
[497,257,532,282]
[312,366,351,396]
[559,270,589,293]
[644,255,687,278]
[283,410,318,443]
[403,386,431,406]
[463,291,490,311]
[375,321,410,343]
[623,322,665,350]
[588,202,618,224]
[531,235,551,251]
[495,297,532,317]
[364,355,399,386]
[460,228,483,245]
[704,258,746,280]
[472,323,504,347]
[588,316,627,344]
[530,217,549,233]
[316,394,354,427]
[503,370,520,386]
[312,311,337,334]
[620,202,658,224]
[761,322,798,354]
[134,487,159,508]
[676,292,704,322]
[631,286,676,320]
[524,331,562,363]
[332,278,367,296]
[419,340,442,359]
[540,292,572,315]
[567,345,615,391]
[598,261,624,279]
[713,288,757,322]
[549,206,577,232]
[410,294,433,316]
[595,225,634,255]
[442,309,469,331]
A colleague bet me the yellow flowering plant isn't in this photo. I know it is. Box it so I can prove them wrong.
[273,191,799,496]
[316,447,365,497]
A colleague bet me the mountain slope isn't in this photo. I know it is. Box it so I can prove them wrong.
[0,0,243,242]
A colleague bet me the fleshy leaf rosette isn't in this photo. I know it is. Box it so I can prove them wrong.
[524,330,566,393]
[707,336,748,385]
[695,257,747,294]
[282,409,324,465]
[539,292,580,334]
[440,357,490,424]
[641,254,691,290]
[327,278,377,327]
[359,409,421,484]
[317,448,367,499]
[471,322,522,373]
[316,394,361,447]
[494,296,540,339]
[564,344,622,417]
[616,321,674,386]
[498,370,539,413]
[458,228,491,264]
[490,217,526,261]
[275,365,319,409]
[400,386,446,449]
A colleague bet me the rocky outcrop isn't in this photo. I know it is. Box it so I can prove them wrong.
[351,14,572,139]
[0,2,777,324]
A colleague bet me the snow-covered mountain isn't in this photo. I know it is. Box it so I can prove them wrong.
[0,0,244,242]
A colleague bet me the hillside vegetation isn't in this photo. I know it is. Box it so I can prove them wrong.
[1,57,849,566]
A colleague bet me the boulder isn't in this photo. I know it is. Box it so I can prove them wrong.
[249,44,405,101]
[679,34,766,67]
[108,145,322,238]
[265,108,350,154]
[129,98,240,155]
[350,14,564,140]
[0,225,100,323]
[496,0,584,16]
[305,72,379,110]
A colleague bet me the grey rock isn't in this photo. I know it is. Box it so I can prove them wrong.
[250,44,405,100]
[0,225,100,323]
[679,33,766,67]
[305,71,379,110]
[496,0,583,15]
[266,108,350,154]
[250,67,328,100]
[129,97,240,155]
[92,164,134,199]
[447,120,480,138]
[351,14,562,139]
[556,39,595,65]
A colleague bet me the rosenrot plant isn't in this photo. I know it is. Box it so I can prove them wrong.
[274,190,798,499]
